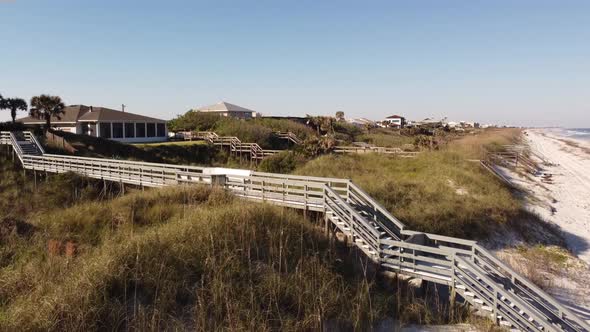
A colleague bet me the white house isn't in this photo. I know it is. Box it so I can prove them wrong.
[18,105,168,143]
[346,118,376,128]
[381,115,406,128]
[192,101,258,119]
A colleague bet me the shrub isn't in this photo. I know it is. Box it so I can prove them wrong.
[258,151,307,173]
[167,112,220,132]
[252,118,315,140]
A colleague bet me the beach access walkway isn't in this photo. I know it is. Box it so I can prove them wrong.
[1,130,588,332]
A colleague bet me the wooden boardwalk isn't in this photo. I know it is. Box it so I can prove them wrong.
[1,130,588,332]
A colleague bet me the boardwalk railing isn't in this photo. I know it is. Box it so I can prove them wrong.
[194,131,284,161]
[484,146,541,175]
[1,130,588,332]
[274,131,303,145]
[334,145,419,157]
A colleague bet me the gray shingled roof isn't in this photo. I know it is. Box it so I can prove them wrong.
[78,107,165,122]
[194,101,255,113]
[18,105,90,124]
[18,105,165,124]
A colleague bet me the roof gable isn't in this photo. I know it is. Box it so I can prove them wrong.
[17,105,90,124]
[77,107,165,122]
[195,101,255,113]
[18,105,166,124]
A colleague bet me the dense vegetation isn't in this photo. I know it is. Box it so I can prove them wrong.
[0,151,471,330]
[168,112,315,149]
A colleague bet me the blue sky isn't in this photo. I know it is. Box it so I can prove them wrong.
[1,0,589,127]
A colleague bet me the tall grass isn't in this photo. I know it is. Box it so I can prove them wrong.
[447,128,521,159]
[0,150,120,219]
[0,156,471,330]
[356,128,416,148]
[0,184,460,330]
[294,129,559,240]
[294,152,518,238]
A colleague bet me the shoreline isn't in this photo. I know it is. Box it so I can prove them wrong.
[524,129,590,263]
[497,128,590,315]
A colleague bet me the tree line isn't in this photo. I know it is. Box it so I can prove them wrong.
[0,93,65,131]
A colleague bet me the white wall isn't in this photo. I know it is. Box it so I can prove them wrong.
[53,125,77,134]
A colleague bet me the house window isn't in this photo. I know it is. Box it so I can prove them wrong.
[147,123,156,137]
[125,123,135,138]
[99,123,111,139]
[112,123,124,138]
[80,123,90,135]
[136,123,146,137]
[156,123,166,137]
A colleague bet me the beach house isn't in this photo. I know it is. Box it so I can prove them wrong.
[381,115,406,128]
[18,105,168,143]
[192,101,258,119]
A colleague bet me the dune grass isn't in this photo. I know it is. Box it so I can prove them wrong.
[294,152,517,238]
[293,129,558,240]
[0,184,469,331]
[0,152,474,330]
[357,129,416,149]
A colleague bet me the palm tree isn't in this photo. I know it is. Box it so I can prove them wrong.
[4,98,28,124]
[0,93,5,116]
[29,95,65,131]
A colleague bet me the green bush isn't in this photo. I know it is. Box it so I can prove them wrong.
[167,112,220,132]
[258,151,307,173]
[168,110,316,149]
[333,121,363,143]
[214,117,278,148]
[252,118,315,140]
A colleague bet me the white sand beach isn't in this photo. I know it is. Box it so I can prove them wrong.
[524,129,590,264]
[496,129,590,317]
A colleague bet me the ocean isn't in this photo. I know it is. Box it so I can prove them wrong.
[562,128,590,142]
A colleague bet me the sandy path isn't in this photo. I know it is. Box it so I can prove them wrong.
[524,129,590,263]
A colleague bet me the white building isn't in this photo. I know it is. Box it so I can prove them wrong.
[18,105,168,143]
[192,101,258,119]
[381,115,406,128]
[346,117,376,128]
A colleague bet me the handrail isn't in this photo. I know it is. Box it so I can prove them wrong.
[194,131,280,160]
[473,244,589,331]
[24,131,45,154]
[1,130,587,332]
[8,132,25,163]
[348,182,406,236]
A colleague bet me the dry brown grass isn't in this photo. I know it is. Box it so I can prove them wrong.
[447,128,522,159]
[0,175,472,330]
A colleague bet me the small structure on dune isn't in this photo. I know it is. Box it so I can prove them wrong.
[191,101,259,119]
[381,115,406,128]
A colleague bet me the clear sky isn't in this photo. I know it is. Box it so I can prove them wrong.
[1,0,589,127]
